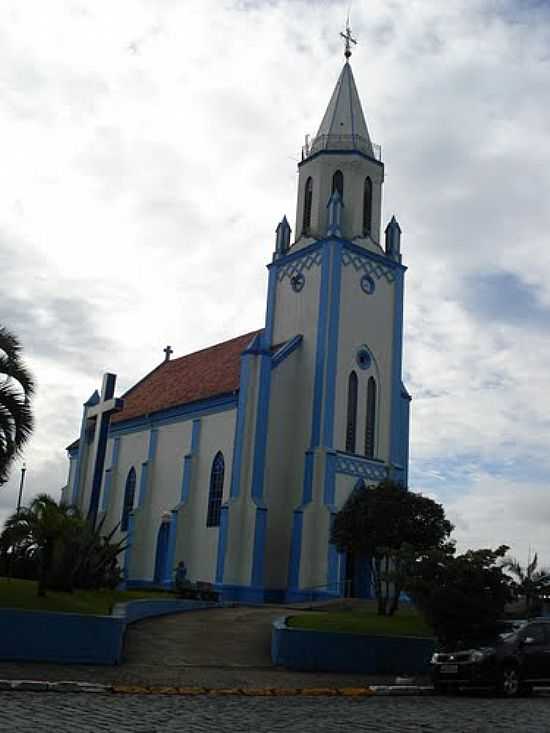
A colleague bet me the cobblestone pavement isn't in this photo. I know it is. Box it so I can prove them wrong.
[2,691,550,733]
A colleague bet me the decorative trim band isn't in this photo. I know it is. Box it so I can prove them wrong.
[334,453,389,482]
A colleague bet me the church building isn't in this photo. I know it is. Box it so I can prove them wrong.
[62,40,411,603]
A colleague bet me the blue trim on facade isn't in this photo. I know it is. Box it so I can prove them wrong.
[264,266,277,347]
[123,513,135,581]
[250,507,268,587]
[302,450,314,504]
[101,437,120,512]
[271,335,303,368]
[250,353,272,502]
[109,394,237,437]
[322,240,343,447]
[323,450,337,509]
[342,239,406,273]
[389,269,405,479]
[137,428,158,508]
[287,511,303,589]
[298,148,384,169]
[287,450,314,590]
[165,512,178,588]
[191,418,201,453]
[180,455,193,503]
[229,354,252,500]
[71,405,89,505]
[269,239,323,269]
[310,243,331,449]
[215,504,229,583]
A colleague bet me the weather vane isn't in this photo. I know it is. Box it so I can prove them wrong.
[340,18,357,60]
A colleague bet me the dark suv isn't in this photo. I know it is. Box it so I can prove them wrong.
[431,619,550,696]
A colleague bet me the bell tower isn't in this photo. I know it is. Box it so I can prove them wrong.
[294,45,384,251]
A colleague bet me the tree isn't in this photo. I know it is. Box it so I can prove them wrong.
[0,326,35,484]
[2,494,83,595]
[502,552,550,616]
[330,480,454,615]
[1,495,127,594]
[406,545,515,646]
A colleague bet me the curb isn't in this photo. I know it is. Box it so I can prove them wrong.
[0,679,434,696]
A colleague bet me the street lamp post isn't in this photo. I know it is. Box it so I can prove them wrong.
[16,463,27,518]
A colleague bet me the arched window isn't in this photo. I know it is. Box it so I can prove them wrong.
[365,377,377,458]
[332,170,344,199]
[345,372,358,453]
[206,451,225,527]
[121,467,136,532]
[303,177,313,234]
[363,177,373,235]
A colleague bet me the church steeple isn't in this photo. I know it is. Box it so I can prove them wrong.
[294,44,384,249]
[311,62,374,159]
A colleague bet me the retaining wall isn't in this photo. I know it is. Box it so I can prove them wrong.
[0,600,218,665]
[271,616,435,674]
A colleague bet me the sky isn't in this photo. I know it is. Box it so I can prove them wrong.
[1,0,550,568]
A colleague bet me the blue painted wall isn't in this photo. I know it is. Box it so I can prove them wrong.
[272,617,435,674]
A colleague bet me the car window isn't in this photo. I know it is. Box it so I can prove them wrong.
[524,624,545,644]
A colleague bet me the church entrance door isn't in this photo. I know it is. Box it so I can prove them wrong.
[154,522,170,585]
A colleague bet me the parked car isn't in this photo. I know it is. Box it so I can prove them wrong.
[430,619,550,696]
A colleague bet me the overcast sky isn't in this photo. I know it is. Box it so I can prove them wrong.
[1,0,550,567]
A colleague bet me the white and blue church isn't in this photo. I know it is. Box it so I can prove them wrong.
[62,47,411,603]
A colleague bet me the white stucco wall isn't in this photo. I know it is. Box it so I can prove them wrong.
[335,262,396,462]
[174,408,236,584]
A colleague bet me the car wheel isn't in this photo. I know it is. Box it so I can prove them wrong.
[498,665,520,697]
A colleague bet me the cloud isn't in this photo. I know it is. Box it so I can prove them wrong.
[0,0,549,568]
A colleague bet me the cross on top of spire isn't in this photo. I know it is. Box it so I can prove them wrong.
[164,345,173,362]
[340,20,357,61]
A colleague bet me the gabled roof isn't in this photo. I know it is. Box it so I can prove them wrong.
[110,330,260,424]
[312,62,373,157]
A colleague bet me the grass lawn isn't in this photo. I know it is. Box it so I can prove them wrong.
[287,603,433,637]
[0,577,172,616]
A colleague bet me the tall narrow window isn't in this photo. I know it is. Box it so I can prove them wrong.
[332,170,344,199]
[363,177,373,235]
[345,371,358,453]
[121,467,136,532]
[365,377,377,458]
[303,177,313,234]
[206,451,225,527]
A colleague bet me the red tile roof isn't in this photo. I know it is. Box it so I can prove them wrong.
[111,330,260,424]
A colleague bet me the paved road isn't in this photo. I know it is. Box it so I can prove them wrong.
[2,691,550,732]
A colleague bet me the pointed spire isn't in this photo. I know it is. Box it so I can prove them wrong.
[385,215,402,260]
[310,62,374,158]
[274,215,291,258]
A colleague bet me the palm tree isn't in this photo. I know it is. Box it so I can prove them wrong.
[503,552,550,615]
[0,326,35,484]
[2,494,83,595]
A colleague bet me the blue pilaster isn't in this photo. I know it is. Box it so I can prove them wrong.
[164,514,178,587]
[322,241,343,447]
[101,437,120,512]
[250,506,268,587]
[389,269,405,478]
[310,244,331,449]
[138,428,158,507]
